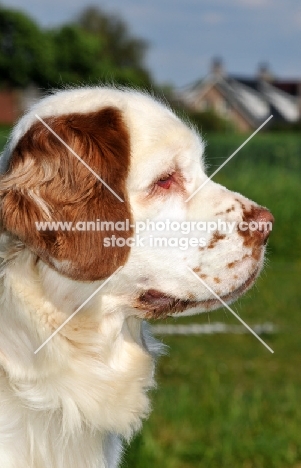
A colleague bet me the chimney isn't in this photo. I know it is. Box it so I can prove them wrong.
[210,57,225,77]
[258,62,273,82]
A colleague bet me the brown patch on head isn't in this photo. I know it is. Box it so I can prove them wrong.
[0,107,132,280]
[207,231,226,249]
[214,277,221,283]
[193,266,201,273]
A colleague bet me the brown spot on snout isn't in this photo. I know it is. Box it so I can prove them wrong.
[237,206,274,262]
[239,206,274,248]
[235,198,246,210]
[216,205,235,216]
[208,231,226,249]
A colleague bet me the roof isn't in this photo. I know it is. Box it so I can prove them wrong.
[176,72,301,126]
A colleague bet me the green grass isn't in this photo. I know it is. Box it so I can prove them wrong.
[1,127,300,467]
[204,132,301,173]
[0,124,11,150]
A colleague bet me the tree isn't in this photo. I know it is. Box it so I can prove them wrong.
[78,7,147,69]
[49,25,105,85]
[0,5,152,89]
[76,6,152,87]
[0,7,54,87]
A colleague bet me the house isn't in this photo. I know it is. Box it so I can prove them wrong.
[0,89,19,125]
[0,86,42,125]
[176,59,301,132]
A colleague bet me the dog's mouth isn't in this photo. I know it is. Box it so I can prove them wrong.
[137,269,259,319]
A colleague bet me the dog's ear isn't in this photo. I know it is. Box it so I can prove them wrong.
[0,107,133,280]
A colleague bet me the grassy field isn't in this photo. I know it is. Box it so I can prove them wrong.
[0,126,300,467]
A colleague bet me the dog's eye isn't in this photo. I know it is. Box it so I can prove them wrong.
[156,174,173,189]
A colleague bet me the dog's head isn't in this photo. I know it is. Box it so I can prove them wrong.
[0,87,273,318]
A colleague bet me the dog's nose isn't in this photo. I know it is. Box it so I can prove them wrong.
[251,208,274,242]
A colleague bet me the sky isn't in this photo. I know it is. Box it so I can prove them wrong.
[2,0,301,87]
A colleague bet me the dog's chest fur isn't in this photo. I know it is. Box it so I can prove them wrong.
[0,251,158,468]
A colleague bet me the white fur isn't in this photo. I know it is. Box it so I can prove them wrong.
[0,87,269,467]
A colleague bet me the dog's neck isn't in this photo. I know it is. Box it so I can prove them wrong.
[0,245,158,467]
